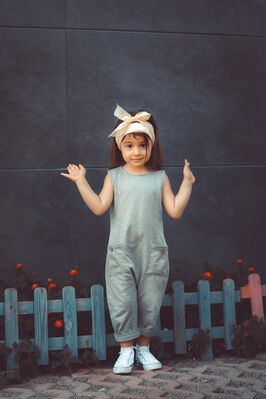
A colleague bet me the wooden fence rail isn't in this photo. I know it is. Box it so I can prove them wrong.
[0,274,265,369]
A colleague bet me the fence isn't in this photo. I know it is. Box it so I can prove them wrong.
[0,274,265,369]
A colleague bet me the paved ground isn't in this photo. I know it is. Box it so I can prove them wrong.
[0,353,265,399]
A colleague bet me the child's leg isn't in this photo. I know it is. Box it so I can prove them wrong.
[105,246,140,343]
[135,245,169,370]
[105,246,139,374]
[137,245,169,337]
[119,337,151,349]
[120,340,134,348]
[137,335,150,346]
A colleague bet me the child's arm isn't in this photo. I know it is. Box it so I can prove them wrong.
[162,159,195,219]
[60,164,113,216]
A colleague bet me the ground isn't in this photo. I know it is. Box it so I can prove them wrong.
[0,353,265,399]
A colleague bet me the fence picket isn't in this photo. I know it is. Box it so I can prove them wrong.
[91,285,106,360]
[248,274,264,319]
[197,280,213,361]
[4,288,19,370]
[172,281,186,354]
[222,279,236,350]
[34,288,49,364]
[62,286,78,358]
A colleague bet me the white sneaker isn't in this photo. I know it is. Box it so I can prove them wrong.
[113,346,135,374]
[135,344,162,371]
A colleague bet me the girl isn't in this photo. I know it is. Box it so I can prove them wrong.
[61,104,195,374]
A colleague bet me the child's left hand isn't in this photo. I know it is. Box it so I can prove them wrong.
[183,159,196,184]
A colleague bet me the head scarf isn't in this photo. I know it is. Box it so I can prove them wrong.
[108,104,155,150]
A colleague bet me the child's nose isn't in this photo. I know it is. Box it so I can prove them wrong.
[133,147,140,155]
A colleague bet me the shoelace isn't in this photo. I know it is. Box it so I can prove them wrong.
[137,346,152,360]
[117,347,134,363]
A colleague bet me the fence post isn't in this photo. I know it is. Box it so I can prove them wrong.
[62,286,78,358]
[91,285,106,360]
[222,279,236,350]
[4,288,19,370]
[197,280,213,361]
[34,287,49,364]
[248,273,264,319]
[172,281,186,354]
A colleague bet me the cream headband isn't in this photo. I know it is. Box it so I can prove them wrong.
[108,104,155,150]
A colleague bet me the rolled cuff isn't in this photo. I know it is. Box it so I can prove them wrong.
[139,327,156,337]
[114,328,140,342]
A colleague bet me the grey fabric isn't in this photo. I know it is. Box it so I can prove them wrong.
[105,166,169,342]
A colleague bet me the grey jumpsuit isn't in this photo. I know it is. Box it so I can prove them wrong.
[105,166,169,342]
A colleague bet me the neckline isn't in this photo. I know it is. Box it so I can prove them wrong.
[121,166,152,176]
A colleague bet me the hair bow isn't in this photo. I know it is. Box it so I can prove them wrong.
[108,104,155,150]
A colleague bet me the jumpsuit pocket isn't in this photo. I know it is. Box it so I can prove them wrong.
[147,244,169,277]
[106,244,127,278]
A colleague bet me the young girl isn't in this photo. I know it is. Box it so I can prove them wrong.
[61,104,195,374]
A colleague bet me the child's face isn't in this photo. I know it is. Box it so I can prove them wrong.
[120,133,151,167]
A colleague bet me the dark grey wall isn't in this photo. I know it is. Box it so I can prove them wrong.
[1,1,266,287]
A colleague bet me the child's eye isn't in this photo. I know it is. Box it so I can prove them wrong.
[125,144,146,149]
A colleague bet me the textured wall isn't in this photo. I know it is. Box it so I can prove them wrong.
[0,1,266,288]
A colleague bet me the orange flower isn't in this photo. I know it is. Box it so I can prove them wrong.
[248,266,255,273]
[203,271,212,280]
[16,263,25,270]
[69,268,78,278]
[48,283,57,290]
[32,283,39,290]
[54,320,64,329]
[236,258,243,266]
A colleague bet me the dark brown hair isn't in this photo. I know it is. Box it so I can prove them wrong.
[109,109,163,170]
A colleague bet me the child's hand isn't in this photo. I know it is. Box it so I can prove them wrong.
[60,163,86,183]
[183,159,196,184]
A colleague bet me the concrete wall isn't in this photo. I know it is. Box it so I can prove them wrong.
[1,1,265,287]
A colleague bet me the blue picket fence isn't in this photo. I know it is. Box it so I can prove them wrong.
[0,279,240,368]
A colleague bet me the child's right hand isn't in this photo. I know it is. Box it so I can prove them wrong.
[60,163,86,183]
